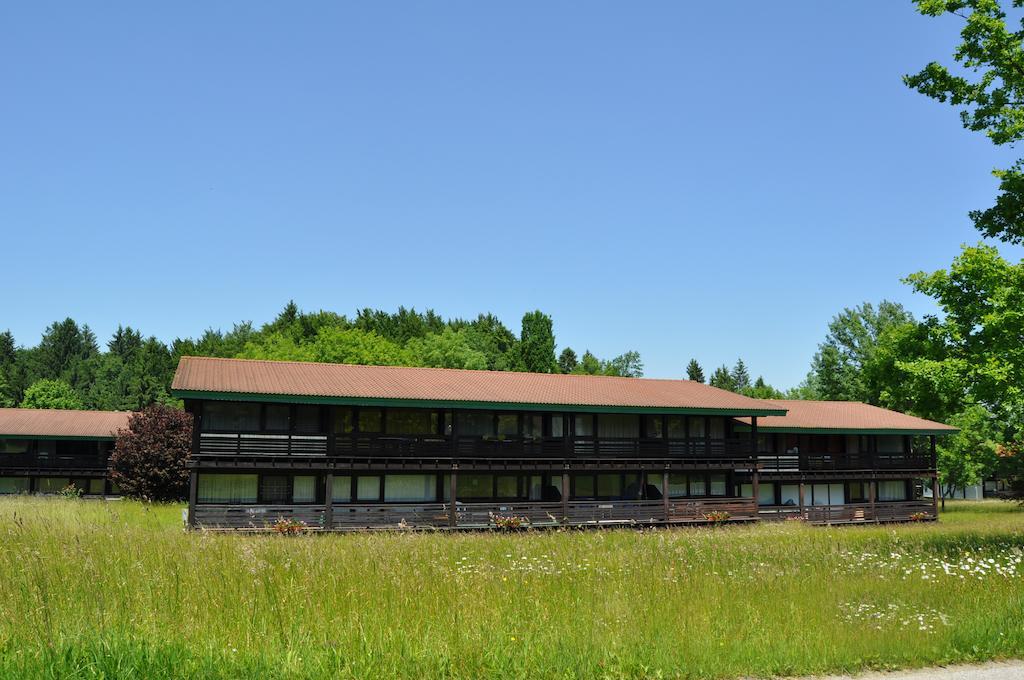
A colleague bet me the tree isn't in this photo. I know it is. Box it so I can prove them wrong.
[604,351,643,378]
[730,358,751,392]
[743,376,786,400]
[408,329,488,370]
[686,359,705,383]
[519,310,556,373]
[574,351,603,375]
[907,0,1024,244]
[709,365,735,391]
[558,348,579,374]
[108,325,143,361]
[110,405,192,501]
[21,379,83,410]
[937,404,1000,509]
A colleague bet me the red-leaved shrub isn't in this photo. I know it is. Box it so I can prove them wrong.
[110,405,192,501]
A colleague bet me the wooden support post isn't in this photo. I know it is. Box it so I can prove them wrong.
[662,469,670,523]
[561,469,570,523]
[187,469,198,529]
[932,474,940,518]
[448,468,458,528]
[324,473,333,531]
[868,478,876,523]
[798,481,806,520]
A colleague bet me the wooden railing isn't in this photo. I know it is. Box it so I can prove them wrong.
[0,454,109,470]
[197,432,754,461]
[758,500,935,524]
[758,451,934,472]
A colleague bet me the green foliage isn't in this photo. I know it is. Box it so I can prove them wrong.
[21,379,83,410]
[709,364,735,391]
[407,328,488,370]
[730,358,751,392]
[743,376,786,400]
[557,347,578,374]
[907,1,1024,243]
[518,310,556,373]
[937,404,1001,500]
[685,358,705,383]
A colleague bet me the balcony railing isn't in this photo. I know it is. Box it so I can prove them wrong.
[758,500,935,524]
[757,451,934,472]
[197,432,754,461]
[0,454,108,471]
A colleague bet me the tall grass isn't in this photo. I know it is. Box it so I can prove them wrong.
[0,499,1020,679]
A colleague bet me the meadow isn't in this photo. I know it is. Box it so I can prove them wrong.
[0,499,1021,679]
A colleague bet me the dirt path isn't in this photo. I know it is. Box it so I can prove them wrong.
[788,660,1024,680]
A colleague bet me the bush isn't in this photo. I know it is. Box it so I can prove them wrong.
[110,405,192,501]
[21,379,83,410]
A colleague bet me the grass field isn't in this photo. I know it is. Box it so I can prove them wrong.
[0,499,1021,679]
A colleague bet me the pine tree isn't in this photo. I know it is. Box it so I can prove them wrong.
[686,359,705,383]
[730,358,751,392]
[558,348,578,374]
[709,365,736,391]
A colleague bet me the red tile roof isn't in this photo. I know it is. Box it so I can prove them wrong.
[734,400,957,434]
[0,408,131,438]
[171,357,787,414]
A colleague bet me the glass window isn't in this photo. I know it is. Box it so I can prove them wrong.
[645,416,663,439]
[667,416,685,438]
[811,483,829,506]
[708,417,725,439]
[528,475,544,500]
[334,408,354,434]
[264,404,290,431]
[260,475,291,504]
[0,477,29,494]
[780,484,800,506]
[758,482,775,506]
[848,482,867,502]
[598,414,639,438]
[197,474,258,504]
[667,473,688,498]
[359,409,383,433]
[522,415,543,440]
[496,475,519,498]
[709,474,727,496]
[332,476,352,502]
[357,476,381,501]
[597,474,622,498]
[385,475,437,502]
[293,476,317,503]
[828,483,845,506]
[623,473,641,499]
[689,417,705,438]
[0,440,29,454]
[689,475,707,496]
[457,474,493,499]
[88,478,105,495]
[38,478,71,494]
[878,480,907,501]
[456,412,493,437]
[877,436,904,453]
[385,409,435,435]
[203,402,261,431]
[574,414,594,437]
[574,475,595,498]
[550,415,564,437]
[293,406,322,433]
[496,414,519,437]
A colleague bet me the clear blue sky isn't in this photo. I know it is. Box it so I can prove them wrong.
[2,2,1021,389]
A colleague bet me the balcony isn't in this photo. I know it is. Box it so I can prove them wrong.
[757,451,934,473]
[758,500,935,524]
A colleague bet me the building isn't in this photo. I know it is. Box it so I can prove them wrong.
[0,408,130,496]
[733,400,956,523]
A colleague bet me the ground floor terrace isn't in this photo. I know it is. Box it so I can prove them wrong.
[188,467,937,530]
[0,472,117,497]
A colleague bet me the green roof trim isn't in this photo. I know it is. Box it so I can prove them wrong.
[732,425,957,436]
[171,389,788,417]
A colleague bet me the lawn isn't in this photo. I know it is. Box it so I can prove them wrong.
[0,499,1021,679]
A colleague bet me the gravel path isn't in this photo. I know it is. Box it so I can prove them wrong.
[788,660,1024,680]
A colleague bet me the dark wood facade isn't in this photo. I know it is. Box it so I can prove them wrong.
[0,437,119,496]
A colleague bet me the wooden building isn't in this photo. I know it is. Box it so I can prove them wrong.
[171,357,956,530]
[0,408,130,496]
[733,400,955,523]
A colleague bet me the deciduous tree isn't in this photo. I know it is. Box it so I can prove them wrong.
[110,405,192,501]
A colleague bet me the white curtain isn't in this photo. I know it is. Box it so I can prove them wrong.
[357,476,381,501]
[384,475,436,502]
[332,476,351,502]
[878,480,907,501]
[293,476,316,503]
[598,414,639,438]
[709,474,727,496]
[197,474,257,503]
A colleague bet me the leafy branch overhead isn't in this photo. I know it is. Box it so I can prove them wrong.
[908,0,1024,243]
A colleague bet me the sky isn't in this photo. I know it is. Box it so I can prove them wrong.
[2,1,1022,389]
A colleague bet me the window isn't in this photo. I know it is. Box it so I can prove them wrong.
[667,473,688,498]
[690,417,705,438]
[645,416,663,439]
[0,478,29,494]
[689,475,707,496]
[456,412,493,437]
[457,474,494,499]
[56,440,97,458]
[203,402,260,431]
[334,408,354,434]
[709,474,727,496]
[550,415,565,438]
[574,475,595,498]
[496,414,519,437]
[38,478,71,494]
[574,414,594,437]
[0,440,29,455]
[496,475,519,498]
[264,404,290,431]
[359,409,383,433]
[293,406,322,433]
[385,475,436,502]
[667,416,685,438]
[878,480,907,501]
[260,475,291,504]
[386,409,435,435]
[293,476,317,503]
[708,418,725,439]
[357,476,382,501]
[88,478,105,495]
[780,484,799,506]
[332,476,352,502]
[197,474,258,503]
[528,475,544,500]
[597,474,622,498]
[598,414,639,438]
[758,482,776,506]
[523,415,543,440]
[877,435,904,453]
